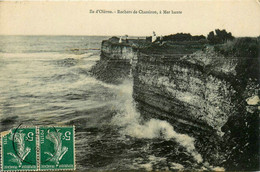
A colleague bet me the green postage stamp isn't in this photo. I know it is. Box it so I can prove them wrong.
[1,127,37,171]
[1,125,75,171]
[39,126,75,170]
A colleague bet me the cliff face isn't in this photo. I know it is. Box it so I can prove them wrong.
[133,41,259,169]
[91,40,137,84]
[134,47,237,134]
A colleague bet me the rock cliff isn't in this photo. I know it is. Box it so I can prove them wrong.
[90,39,138,84]
[92,38,259,170]
[133,40,259,170]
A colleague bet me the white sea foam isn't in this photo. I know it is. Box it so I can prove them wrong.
[110,80,203,164]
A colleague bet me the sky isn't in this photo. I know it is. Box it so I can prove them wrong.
[0,0,260,37]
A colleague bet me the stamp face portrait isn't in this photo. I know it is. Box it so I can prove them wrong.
[1,127,37,171]
[39,126,75,170]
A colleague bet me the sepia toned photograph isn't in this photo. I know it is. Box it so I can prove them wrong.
[0,0,259,171]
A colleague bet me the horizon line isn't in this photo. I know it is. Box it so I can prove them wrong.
[0,34,148,37]
[0,34,259,38]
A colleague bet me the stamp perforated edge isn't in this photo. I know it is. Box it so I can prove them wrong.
[36,126,40,171]
[1,130,3,172]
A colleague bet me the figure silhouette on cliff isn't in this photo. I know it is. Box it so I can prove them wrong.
[152,31,157,42]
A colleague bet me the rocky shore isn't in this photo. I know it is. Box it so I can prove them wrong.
[91,36,259,170]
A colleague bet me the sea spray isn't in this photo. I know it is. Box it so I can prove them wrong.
[109,80,203,164]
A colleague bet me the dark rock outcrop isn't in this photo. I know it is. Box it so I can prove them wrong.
[93,37,259,170]
[90,39,138,84]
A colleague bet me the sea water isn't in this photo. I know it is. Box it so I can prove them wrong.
[0,36,223,171]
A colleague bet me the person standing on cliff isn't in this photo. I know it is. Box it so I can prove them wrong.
[152,31,157,42]
[119,36,122,43]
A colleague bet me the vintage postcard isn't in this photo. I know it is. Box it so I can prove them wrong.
[0,0,259,171]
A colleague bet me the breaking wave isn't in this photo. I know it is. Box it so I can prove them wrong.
[110,80,203,164]
[107,80,225,171]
